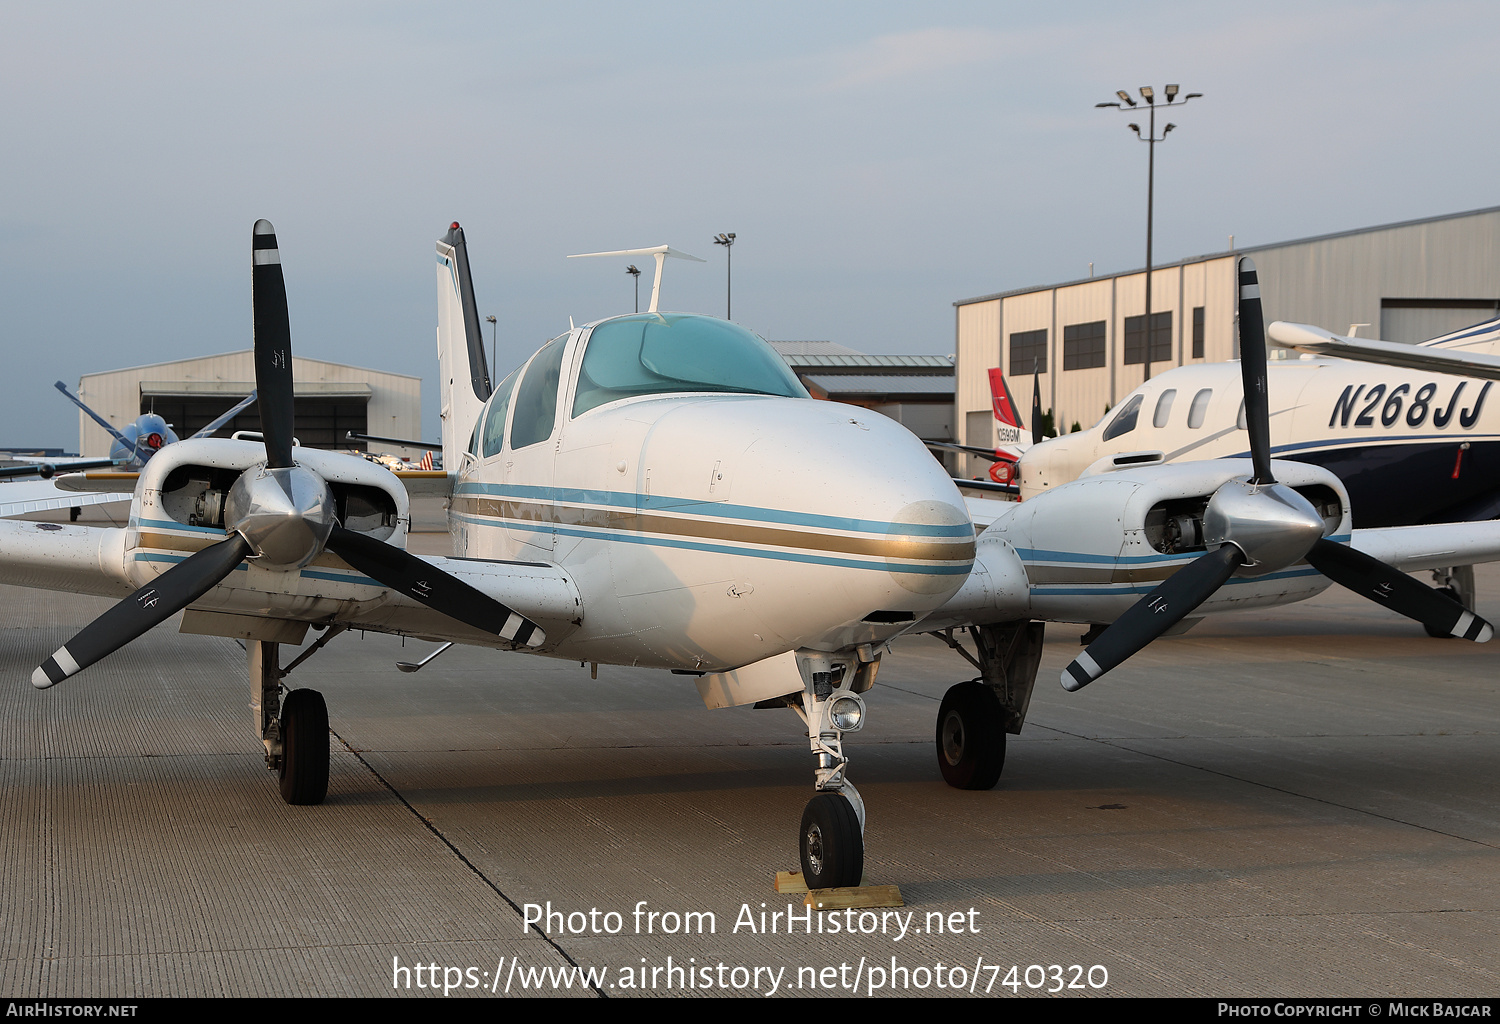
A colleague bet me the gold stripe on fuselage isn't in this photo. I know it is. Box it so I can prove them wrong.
[136,531,361,573]
[451,496,976,564]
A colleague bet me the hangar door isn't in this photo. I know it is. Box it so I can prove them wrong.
[1380,299,1500,344]
[140,381,372,450]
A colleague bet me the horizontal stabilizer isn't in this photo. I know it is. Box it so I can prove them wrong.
[1269,321,1500,380]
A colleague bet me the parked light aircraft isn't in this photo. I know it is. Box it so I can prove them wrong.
[53,379,259,468]
[0,383,260,520]
[928,369,1037,485]
[1017,319,1500,528]
[7,228,1500,890]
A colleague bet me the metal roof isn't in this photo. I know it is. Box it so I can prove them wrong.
[781,353,954,372]
[139,380,373,399]
[955,204,1500,307]
[804,374,955,397]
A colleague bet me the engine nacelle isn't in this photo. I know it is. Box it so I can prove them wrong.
[986,459,1348,624]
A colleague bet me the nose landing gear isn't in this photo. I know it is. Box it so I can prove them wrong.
[788,652,871,890]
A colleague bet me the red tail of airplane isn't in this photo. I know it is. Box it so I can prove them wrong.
[986,368,1025,483]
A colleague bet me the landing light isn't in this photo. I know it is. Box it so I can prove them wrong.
[829,692,865,732]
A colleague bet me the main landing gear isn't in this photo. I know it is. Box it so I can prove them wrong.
[783,651,877,889]
[933,621,1044,790]
[1428,565,1477,638]
[249,629,345,806]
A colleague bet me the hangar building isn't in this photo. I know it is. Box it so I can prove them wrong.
[953,205,1500,466]
[771,340,955,446]
[73,351,422,460]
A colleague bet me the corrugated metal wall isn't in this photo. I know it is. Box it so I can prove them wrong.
[955,208,1500,447]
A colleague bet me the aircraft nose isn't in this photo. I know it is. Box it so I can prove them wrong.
[724,401,974,606]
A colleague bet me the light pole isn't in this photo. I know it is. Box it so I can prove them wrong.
[713,232,735,319]
[626,264,641,313]
[484,315,497,386]
[1097,85,1201,381]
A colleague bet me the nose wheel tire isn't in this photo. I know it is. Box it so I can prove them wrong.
[936,681,1005,790]
[799,792,864,889]
[279,688,329,805]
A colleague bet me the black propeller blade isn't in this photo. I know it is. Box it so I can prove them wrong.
[1237,258,1274,485]
[1305,539,1494,641]
[1062,544,1244,691]
[325,527,546,647]
[1031,360,1043,445]
[32,535,252,689]
[252,219,297,469]
[1060,255,1489,694]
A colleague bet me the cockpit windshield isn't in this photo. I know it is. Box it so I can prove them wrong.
[572,313,808,417]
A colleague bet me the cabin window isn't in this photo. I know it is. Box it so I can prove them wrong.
[571,313,806,417]
[1152,389,1177,428]
[1187,388,1212,429]
[510,334,569,450]
[1101,394,1143,441]
[478,368,521,458]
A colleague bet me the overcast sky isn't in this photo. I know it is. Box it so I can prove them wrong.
[3,1,1497,448]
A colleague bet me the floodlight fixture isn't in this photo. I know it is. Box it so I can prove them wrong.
[713,232,736,319]
[1096,85,1203,381]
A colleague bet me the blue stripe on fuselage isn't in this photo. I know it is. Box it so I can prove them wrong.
[452,482,975,537]
[452,511,972,575]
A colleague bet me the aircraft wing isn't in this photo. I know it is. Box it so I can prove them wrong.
[1269,321,1500,380]
[393,470,452,497]
[54,471,140,493]
[1350,520,1500,573]
[0,478,131,519]
[926,440,1003,462]
[0,514,582,645]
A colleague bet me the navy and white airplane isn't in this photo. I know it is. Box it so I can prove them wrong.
[5,229,1498,890]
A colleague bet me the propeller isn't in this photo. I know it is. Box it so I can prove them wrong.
[1031,360,1043,445]
[33,220,545,690]
[1061,257,1491,692]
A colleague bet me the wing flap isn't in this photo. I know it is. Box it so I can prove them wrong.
[337,553,582,649]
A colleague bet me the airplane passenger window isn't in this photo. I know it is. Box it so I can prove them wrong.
[478,368,521,459]
[1152,389,1177,429]
[1187,388,1212,429]
[1101,394,1143,441]
[572,313,807,417]
[510,334,569,450]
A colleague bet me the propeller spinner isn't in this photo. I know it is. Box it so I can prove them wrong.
[33,221,546,690]
[1060,258,1491,692]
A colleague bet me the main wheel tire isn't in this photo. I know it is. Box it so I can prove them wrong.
[279,688,330,805]
[936,681,1005,790]
[799,792,863,889]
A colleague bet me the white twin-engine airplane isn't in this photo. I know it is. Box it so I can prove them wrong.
[7,225,1500,890]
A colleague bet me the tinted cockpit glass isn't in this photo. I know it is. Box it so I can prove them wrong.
[1101,394,1143,441]
[572,313,808,417]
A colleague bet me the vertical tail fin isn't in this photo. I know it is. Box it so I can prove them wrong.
[986,368,1024,447]
[435,222,493,466]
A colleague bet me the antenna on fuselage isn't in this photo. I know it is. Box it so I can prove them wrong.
[567,245,706,313]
